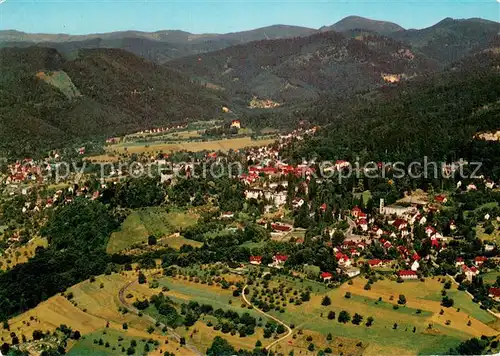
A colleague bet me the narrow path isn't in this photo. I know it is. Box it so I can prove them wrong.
[118,273,203,356]
[241,285,293,353]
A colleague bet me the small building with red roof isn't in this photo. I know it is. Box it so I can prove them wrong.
[249,256,262,265]
[321,272,333,281]
[398,270,418,280]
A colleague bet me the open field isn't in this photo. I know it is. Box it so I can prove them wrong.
[483,271,500,285]
[84,154,120,163]
[67,328,159,355]
[107,208,200,254]
[256,276,499,355]
[157,276,262,321]
[3,270,190,355]
[0,236,48,270]
[107,137,276,154]
[477,220,500,244]
[4,265,499,355]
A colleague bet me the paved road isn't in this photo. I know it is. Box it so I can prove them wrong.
[118,273,203,356]
[241,285,292,353]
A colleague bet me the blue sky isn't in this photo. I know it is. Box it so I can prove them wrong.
[0,0,498,34]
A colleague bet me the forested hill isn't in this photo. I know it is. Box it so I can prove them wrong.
[0,47,225,158]
[320,16,405,35]
[281,51,500,178]
[167,31,437,105]
[390,18,500,65]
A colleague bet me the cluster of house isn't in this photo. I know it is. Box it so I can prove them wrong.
[3,159,42,185]
[17,185,102,217]
[455,256,490,281]
[128,124,189,137]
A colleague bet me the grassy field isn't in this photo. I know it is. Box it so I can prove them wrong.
[107,137,275,154]
[67,328,159,356]
[84,154,120,163]
[0,236,48,270]
[257,276,498,355]
[107,208,200,254]
[477,221,500,244]
[483,271,500,285]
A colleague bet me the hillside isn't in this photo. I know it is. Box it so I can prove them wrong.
[167,31,437,104]
[390,18,500,65]
[0,47,225,157]
[282,51,500,177]
[320,16,405,35]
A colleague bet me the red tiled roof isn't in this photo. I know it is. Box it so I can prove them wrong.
[321,272,333,279]
[274,254,289,262]
[249,256,262,262]
[489,287,500,297]
[435,195,447,202]
[398,270,417,276]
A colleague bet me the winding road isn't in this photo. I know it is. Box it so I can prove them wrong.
[118,273,203,356]
[241,285,293,353]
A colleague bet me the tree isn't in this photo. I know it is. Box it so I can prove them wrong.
[148,235,157,246]
[255,340,262,347]
[441,296,454,308]
[308,343,315,351]
[207,336,236,356]
[393,323,398,329]
[344,292,351,299]
[321,296,331,306]
[138,272,147,284]
[398,294,407,305]
[338,310,351,323]
[327,311,336,320]
[32,330,44,340]
[276,324,285,334]
[366,317,374,327]
[352,313,363,325]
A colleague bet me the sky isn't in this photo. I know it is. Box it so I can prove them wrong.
[0,0,498,35]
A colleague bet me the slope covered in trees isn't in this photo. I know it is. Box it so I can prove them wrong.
[281,51,500,177]
[0,47,225,158]
[168,31,437,104]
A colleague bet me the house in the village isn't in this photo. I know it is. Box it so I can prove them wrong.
[249,256,262,265]
[269,254,289,268]
[474,256,487,267]
[488,287,500,302]
[398,270,418,280]
[321,272,333,282]
[462,265,479,281]
[344,267,360,278]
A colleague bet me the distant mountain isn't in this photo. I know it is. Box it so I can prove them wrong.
[320,16,405,35]
[390,18,500,65]
[0,25,315,44]
[0,25,316,63]
[0,47,225,157]
[2,17,498,65]
[167,31,437,105]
